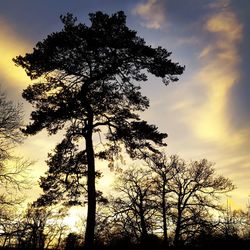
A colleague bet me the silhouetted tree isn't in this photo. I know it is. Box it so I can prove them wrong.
[147,154,179,246]
[22,204,48,250]
[14,11,184,249]
[167,158,234,246]
[0,205,20,248]
[18,203,68,250]
[44,220,69,250]
[0,158,32,206]
[243,202,250,240]
[84,156,236,249]
[0,89,33,248]
[218,201,239,239]
[0,88,30,206]
[112,168,156,243]
[0,87,23,161]
[215,200,250,241]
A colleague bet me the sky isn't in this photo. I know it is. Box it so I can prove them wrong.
[0,0,249,211]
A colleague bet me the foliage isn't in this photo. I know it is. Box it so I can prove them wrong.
[14,11,184,249]
[13,11,184,205]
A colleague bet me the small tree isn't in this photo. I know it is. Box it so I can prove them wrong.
[0,88,32,209]
[147,154,179,246]
[14,11,184,249]
[113,168,156,243]
[19,203,68,250]
[0,88,23,160]
[0,205,19,248]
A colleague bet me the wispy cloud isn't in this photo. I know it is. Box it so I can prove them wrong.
[161,2,250,206]
[188,6,250,206]
[192,10,243,145]
[133,0,166,29]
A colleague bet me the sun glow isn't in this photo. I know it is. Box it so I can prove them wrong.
[0,18,31,88]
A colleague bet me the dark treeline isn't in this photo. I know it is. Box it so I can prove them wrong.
[0,10,249,250]
[0,154,250,249]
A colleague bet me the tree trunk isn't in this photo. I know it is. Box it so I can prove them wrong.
[84,114,96,250]
[139,200,148,244]
[174,210,182,247]
[2,235,8,248]
[140,213,148,242]
[162,184,169,246]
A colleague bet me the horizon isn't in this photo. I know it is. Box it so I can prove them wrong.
[0,0,249,214]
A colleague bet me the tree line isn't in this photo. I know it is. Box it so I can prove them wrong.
[0,139,250,249]
[0,11,249,250]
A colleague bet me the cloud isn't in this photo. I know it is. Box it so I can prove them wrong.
[133,0,166,29]
[188,8,250,206]
[0,18,31,89]
[192,11,243,145]
[206,11,242,42]
[160,3,249,206]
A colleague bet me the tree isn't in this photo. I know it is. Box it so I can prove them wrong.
[0,87,23,160]
[242,201,250,240]
[215,200,250,241]
[0,87,25,195]
[14,11,184,249]
[112,168,156,243]
[0,205,19,248]
[0,158,32,205]
[0,88,32,208]
[19,203,68,250]
[146,154,179,246]
[0,88,35,250]
[167,157,234,246]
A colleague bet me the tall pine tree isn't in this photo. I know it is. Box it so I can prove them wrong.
[14,11,184,249]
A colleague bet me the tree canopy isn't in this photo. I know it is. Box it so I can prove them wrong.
[14,11,184,249]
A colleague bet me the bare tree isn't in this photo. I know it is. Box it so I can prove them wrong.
[0,157,32,192]
[0,87,32,204]
[146,154,179,246]
[215,199,250,241]
[0,88,23,160]
[0,204,26,249]
[14,11,184,249]
[0,205,16,247]
[91,156,235,248]
[111,168,157,243]
[44,217,69,250]
[166,158,234,246]
[19,203,69,250]
[0,88,37,250]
